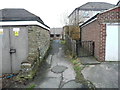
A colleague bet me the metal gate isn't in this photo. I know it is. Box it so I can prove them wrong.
[76,41,94,57]
[2,26,28,73]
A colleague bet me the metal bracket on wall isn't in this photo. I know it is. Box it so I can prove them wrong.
[10,49,16,54]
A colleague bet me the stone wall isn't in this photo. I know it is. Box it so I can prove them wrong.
[20,25,50,79]
[27,26,50,62]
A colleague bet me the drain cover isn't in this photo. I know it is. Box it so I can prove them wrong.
[51,65,68,73]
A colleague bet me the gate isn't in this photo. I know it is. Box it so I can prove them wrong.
[76,41,94,57]
[2,27,28,73]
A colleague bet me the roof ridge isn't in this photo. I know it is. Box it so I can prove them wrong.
[77,2,115,10]
[77,2,115,8]
[68,2,114,17]
[86,2,114,4]
[2,8,25,10]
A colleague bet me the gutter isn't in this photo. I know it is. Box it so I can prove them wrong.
[80,6,120,28]
[0,21,50,30]
[80,13,99,27]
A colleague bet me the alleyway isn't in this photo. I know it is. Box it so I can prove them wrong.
[29,40,85,88]
[19,40,84,88]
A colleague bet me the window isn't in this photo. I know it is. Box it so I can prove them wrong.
[56,34,60,37]
[83,11,89,18]
[50,34,54,37]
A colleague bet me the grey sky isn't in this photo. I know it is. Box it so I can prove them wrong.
[0,0,119,27]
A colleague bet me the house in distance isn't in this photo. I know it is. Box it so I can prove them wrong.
[68,2,115,25]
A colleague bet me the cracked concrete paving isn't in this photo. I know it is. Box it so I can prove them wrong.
[51,65,68,74]
[27,40,83,88]
[82,62,119,88]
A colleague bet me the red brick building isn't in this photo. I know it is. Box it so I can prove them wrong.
[80,6,120,61]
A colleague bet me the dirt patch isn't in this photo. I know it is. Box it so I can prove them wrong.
[2,76,15,88]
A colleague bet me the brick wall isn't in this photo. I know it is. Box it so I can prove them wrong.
[81,6,120,61]
[81,20,101,60]
[97,7,120,61]
[97,7,120,23]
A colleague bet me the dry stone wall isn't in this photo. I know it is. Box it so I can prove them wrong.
[27,26,50,63]
[19,25,50,79]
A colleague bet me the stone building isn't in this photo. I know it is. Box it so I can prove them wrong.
[68,2,114,25]
[0,9,50,75]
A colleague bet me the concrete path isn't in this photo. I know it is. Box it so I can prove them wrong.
[11,40,119,89]
[28,40,84,88]
[79,56,101,65]
[0,79,2,89]
[82,62,119,88]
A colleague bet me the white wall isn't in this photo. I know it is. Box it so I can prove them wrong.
[0,28,3,76]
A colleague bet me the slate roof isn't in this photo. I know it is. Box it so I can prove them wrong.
[68,2,115,17]
[77,2,114,11]
[0,8,49,28]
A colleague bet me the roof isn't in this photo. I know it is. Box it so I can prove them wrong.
[50,28,63,34]
[116,0,120,6]
[68,2,115,17]
[77,2,114,11]
[0,8,50,28]
[80,6,120,27]
[80,13,98,27]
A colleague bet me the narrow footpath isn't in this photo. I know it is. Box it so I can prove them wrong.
[26,40,84,88]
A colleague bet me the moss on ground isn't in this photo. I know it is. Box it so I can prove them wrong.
[63,40,95,89]
[70,58,96,89]
[27,84,36,90]
[70,58,86,82]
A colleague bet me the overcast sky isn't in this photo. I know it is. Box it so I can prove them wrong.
[0,0,119,28]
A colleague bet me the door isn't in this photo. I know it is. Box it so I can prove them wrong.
[105,24,119,61]
[2,27,11,73]
[2,26,28,73]
[0,28,3,74]
[10,27,28,73]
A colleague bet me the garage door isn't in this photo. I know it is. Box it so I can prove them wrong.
[105,24,119,61]
[2,27,28,73]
